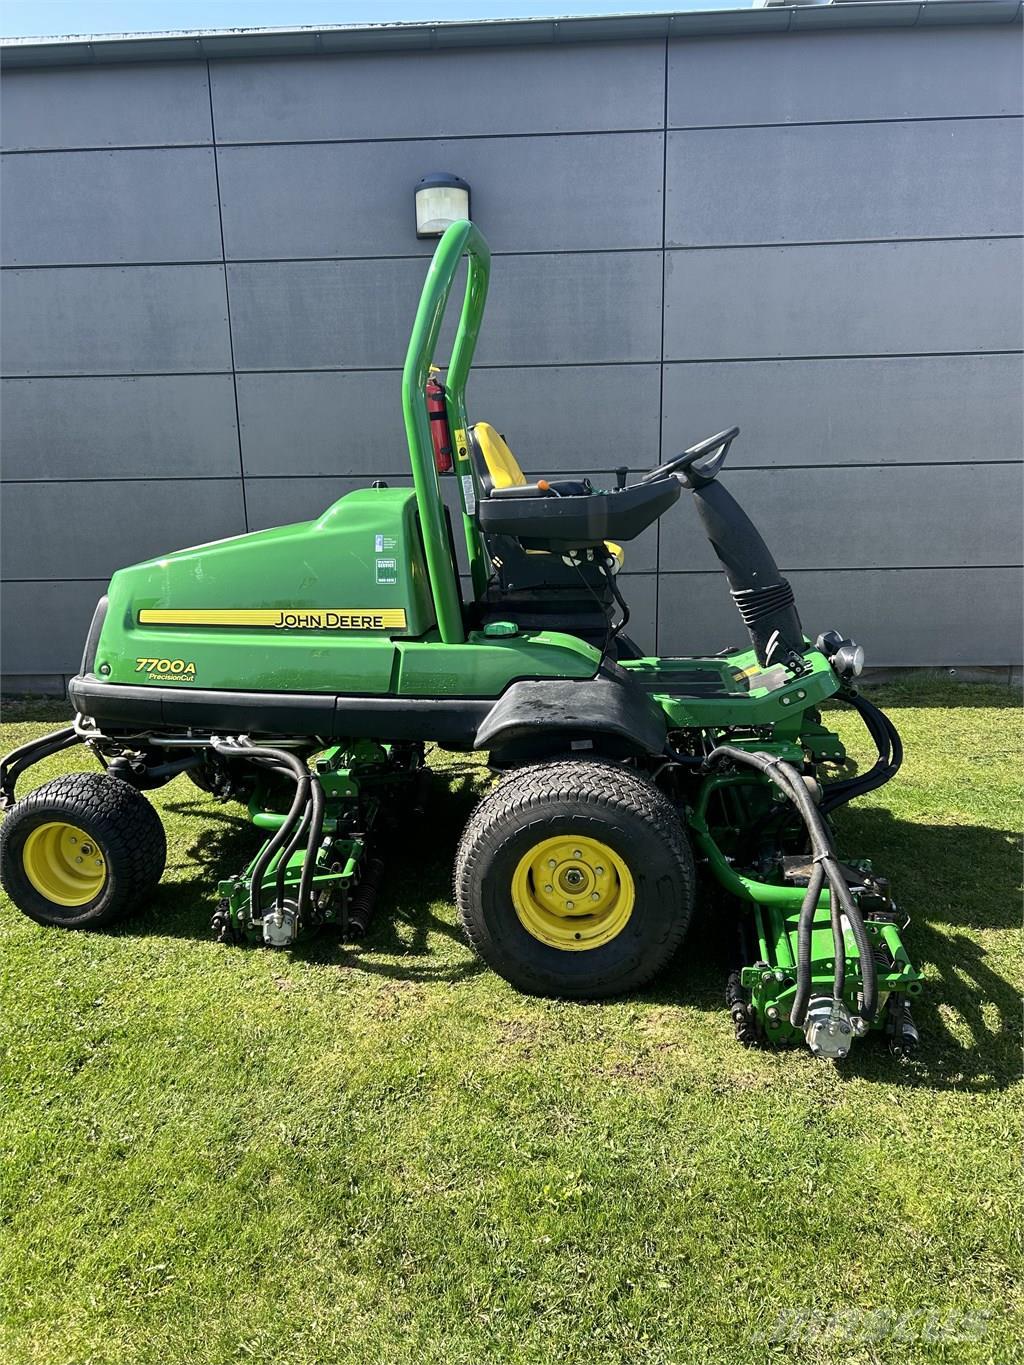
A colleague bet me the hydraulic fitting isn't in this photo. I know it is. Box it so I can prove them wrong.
[803,995,856,1060]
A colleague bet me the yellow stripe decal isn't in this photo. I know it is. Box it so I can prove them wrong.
[139,608,407,630]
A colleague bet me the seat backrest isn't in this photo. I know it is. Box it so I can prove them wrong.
[470,422,527,491]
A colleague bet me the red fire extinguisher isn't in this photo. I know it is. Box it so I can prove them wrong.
[426,371,454,474]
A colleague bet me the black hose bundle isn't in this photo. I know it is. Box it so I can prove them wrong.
[706,745,878,1030]
[819,692,903,815]
[212,739,323,925]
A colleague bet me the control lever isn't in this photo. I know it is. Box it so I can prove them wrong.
[615,466,629,491]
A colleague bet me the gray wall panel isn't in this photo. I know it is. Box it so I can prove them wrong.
[660,355,1024,467]
[663,239,1024,360]
[237,372,400,477]
[657,568,1024,666]
[666,119,1022,247]
[660,464,1023,572]
[0,265,232,376]
[1,27,1021,680]
[467,365,663,476]
[210,42,664,143]
[1,480,246,581]
[1,580,109,674]
[1,149,222,266]
[237,365,661,477]
[617,573,656,654]
[217,133,664,259]
[668,28,1023,127]
[0,62,213,151]
[245,475,367,532]
[1,375,240,480]
[229,252,662,371]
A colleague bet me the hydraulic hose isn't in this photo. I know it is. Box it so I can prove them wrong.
[791,862,826,1030]
[819,692,903,815]
[706,746,878,1027]
[274,799,313,912]
[213,740,311,924]
[242,743,325,924]
[297,769,326,920]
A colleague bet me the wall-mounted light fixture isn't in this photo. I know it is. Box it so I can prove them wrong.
[415,172,471,238]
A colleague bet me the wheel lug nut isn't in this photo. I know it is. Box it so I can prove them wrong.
[544,884,553,893]
[591,892,600,901]
[595,867,604,876]
[565,901,574,910]
[75,856,83,864]
[95,860,103,867]
[573,850,582,859]
[69,837,77,845]
[548,859,556,869]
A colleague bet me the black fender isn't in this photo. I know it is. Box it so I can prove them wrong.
[473,673,667,764]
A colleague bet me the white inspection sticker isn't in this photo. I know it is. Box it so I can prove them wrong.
[462,474,477,515]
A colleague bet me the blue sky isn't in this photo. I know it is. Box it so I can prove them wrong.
[1,1,747,41]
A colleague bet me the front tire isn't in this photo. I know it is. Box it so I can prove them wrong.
[454,760,695,998]
[0,772,166,929]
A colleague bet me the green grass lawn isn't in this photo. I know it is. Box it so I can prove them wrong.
[0,682,1021,1364]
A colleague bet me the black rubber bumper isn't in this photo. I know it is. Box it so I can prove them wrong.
[68,674,491,745]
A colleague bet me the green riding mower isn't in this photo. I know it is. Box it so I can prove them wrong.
[0,221,921,1060]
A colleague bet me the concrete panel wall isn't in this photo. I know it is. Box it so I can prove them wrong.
[666,119,1023,246]
[1,149,222,265]
[217,133,664,258]
[207,42,665,141]
[0,61,213,150]
[657,568,1023,668]
[1,265,232,375]
[2,24,1021,688]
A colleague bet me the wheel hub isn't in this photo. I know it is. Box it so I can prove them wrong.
[511,835,634,951]
[22,821,107,907]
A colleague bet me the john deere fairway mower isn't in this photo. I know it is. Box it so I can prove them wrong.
[0,221,921,1060]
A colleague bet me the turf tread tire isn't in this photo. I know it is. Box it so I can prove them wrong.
[455,760,695,999]
[0,772,166,929]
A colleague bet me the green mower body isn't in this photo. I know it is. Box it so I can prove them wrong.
[1,220,921,1061]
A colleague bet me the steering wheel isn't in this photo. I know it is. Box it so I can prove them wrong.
[638,427,740,485]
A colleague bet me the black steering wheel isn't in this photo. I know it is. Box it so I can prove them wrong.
[638,426,740,485]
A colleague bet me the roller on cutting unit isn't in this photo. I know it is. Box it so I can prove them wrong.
[0,220,921,1060]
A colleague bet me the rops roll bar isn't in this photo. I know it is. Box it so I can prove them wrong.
[401,220,491,644]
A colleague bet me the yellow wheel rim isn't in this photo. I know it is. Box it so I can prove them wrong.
[22,821,107,907]
[511,834,634,951]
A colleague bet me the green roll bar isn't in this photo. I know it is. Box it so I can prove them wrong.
[401,219,491,644]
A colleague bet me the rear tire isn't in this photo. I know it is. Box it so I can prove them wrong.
[0,772,166,929]
[454,760,695,998]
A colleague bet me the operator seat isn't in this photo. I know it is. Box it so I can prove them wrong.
[467,421,639,650]
[468,422,624,570]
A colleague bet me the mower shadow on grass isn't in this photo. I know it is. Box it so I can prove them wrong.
[110,771,491,986]
[104,780,1020,1089]
[633,805,1021,1092]
[305,764,489,983]
[116,796,263,940]
[823,807,1019,1091]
